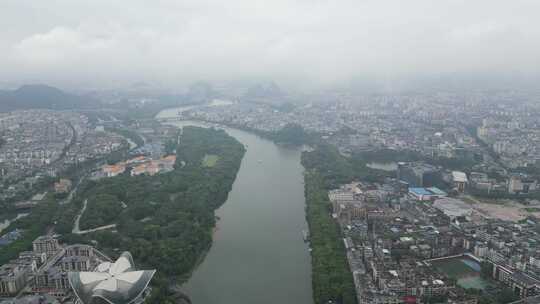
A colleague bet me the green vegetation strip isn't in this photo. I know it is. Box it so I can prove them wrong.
[303,170,356,304]
[301,144,383,304]
[300,144,402,304]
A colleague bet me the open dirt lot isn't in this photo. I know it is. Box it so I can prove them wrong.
[461,196,540,222]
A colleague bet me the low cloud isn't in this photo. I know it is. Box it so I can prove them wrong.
[2,0,540,89]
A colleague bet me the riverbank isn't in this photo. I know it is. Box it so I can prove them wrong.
[168,120,313,304]
[302,169,357,304]
[300,143,396,304]
[156,108,316,303]
[157,111,356,304]
[157,108,318,147]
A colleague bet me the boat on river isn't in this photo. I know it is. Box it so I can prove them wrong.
[302,230,310,242]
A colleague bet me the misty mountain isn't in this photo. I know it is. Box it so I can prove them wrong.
[244,82,283,99]
[184,82,217,103]
[143,82,217,106]
[0,84,100,112]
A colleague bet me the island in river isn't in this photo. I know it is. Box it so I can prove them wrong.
[55,126,246,303]
[50,107,314,304]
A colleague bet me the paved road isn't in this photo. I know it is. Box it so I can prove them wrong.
[72,199,117,234]
[72,199,87,234]
[75,224,117,235]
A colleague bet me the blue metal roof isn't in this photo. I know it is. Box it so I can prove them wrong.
[409,188,431,195]
[427,187,447,195]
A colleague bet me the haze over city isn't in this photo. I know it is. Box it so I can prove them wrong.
[3,2,540,304]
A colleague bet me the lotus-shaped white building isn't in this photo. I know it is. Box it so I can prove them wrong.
[68,252,155,304]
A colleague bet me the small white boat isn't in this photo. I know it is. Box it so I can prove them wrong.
[302,230,310,242]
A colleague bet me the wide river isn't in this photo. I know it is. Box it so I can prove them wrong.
[156,108,313,304]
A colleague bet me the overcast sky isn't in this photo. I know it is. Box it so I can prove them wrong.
[1,0,540,90]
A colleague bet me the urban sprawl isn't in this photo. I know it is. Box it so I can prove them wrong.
[3,89,540,304]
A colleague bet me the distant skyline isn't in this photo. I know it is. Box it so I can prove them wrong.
[1,0,540,90]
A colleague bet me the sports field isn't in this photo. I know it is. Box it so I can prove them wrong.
[431,257,491,290]
[457,276,489,289]
[202,154,220,167]
[432,258,477,277]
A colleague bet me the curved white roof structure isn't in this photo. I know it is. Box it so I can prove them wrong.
[68,252,155,304]
[452,171,468,183]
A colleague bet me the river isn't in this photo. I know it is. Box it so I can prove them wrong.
[156,108,313,304]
